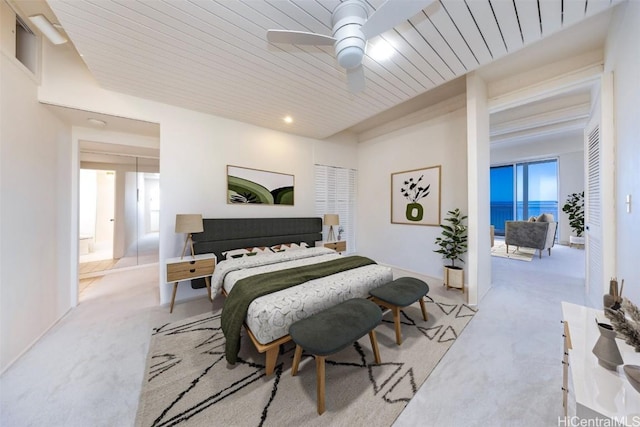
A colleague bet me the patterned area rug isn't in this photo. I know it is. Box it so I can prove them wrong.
[135,294,476,427]
[491,242,536,261]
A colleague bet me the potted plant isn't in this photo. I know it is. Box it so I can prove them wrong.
[562,191,584,247]
[434,208,468,292]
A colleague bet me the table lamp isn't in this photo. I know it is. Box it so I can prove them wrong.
[175,214,203,259]
[324,214,339,242]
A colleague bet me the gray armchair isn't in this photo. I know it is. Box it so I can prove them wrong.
[505,213,558,258]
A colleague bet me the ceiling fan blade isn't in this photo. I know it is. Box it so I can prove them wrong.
[346,65,365,93]
[267,30,335,46]
[361,0,435,39]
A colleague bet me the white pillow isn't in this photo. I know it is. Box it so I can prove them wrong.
[222,246,272,259]
[270,242,310,252]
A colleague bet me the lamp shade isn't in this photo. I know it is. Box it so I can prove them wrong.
[323,214,339,226]
[175,214,203,233]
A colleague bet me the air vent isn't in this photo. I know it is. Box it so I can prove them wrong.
[15,14,34,35]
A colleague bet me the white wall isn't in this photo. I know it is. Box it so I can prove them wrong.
[357,107,468,281]
[0,53,72,372]
[37,39,356,306]
[605,0,640,305]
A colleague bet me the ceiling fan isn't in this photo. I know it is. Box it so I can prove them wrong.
[267,0,434,93]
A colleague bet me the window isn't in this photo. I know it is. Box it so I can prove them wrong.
[315,165,357,252]
[491,159,558,235]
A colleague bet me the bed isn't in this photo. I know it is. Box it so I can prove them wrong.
[191,217,393,375]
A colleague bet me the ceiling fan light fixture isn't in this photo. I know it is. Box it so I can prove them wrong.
[283,116,293,124]
[368,39,394,61]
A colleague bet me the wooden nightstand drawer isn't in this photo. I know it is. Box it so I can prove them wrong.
[324,241,346,252]
[167,258,215,282]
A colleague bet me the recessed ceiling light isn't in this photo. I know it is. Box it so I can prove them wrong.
[283,116,293,124]
[368,39,394,61]
[87,118,107,127]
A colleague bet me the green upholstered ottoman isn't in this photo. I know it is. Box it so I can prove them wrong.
[369,277,429,345]
[289,298,382,415]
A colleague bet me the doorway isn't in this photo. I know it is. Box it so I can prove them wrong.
[79,169,116,267]
[78,152,160,298]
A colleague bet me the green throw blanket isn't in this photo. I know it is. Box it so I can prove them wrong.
[221,255,376,364]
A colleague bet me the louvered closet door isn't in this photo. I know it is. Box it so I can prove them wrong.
[585,120,603,299]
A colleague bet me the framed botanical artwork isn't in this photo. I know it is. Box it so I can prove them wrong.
[227,165,294,205]
[391,165,441,226]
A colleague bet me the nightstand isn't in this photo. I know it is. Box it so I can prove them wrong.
[324,240,346,254]
[166,253,216,313]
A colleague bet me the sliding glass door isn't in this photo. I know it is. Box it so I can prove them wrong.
[516,160,558,220]
[491,159,558,235]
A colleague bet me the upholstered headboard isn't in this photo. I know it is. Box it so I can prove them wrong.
[190,217,323,289]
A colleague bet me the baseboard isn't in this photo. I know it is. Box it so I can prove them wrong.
[1,307,72,376]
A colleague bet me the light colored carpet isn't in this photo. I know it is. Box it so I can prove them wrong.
[135,294,476,427]
[491,242,536,261]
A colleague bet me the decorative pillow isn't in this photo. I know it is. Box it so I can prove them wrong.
[536,213,554,222]
[528,216,537,222]
[270,242,310,252]
[222,247,272,259]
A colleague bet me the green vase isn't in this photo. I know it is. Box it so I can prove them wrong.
[405,203,423,221]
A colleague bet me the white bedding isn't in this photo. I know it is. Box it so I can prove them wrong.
[212,247,393,345]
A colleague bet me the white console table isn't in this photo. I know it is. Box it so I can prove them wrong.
[562,302,640,423]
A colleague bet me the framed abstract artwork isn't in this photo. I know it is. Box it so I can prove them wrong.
[391,165,441,226]
[227,165,294,205]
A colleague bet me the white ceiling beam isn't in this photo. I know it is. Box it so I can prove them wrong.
[491,103,591,136]
[488,64,603,113]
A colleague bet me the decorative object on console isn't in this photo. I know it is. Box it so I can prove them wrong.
[337,226,344,241]
[623,365,640,393]
[603,277,623,309]
[605,296,640,352]
[562,191,585,247]
[175,214,204,259]
[591,321,623,370]
[391,165,441,226]
[434,208,467,292]
[323,214,339,242]
[227,165,294,205]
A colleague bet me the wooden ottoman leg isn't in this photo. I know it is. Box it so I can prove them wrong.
[316,356,326,415]
[369,330,381,364]
[419,297,428,321]
[392,306,402,345]
[265,346,279,376]
[292,345,303,376]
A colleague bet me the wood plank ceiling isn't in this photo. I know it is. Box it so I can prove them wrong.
[46,0,619,139]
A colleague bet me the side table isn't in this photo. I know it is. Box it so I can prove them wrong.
[166,253,216,313]
[324,240,346,254]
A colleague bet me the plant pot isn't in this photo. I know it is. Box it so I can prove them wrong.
[405,202,424,222]
[443,266,464,293]
[569,236,585,247]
